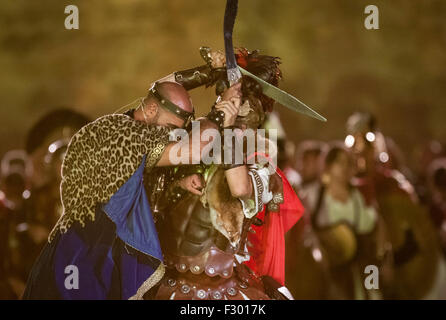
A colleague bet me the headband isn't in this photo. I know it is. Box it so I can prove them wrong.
[149,82,194,128]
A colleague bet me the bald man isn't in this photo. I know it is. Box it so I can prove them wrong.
[23,80,242,300]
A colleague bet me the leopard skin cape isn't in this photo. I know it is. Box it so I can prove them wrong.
[48,114,170,242]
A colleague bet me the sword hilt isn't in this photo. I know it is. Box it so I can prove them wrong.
[227,67,242,86]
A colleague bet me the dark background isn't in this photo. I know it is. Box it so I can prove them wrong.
[1,0,445,169]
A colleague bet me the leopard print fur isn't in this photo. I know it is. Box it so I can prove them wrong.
[49,114,170,242]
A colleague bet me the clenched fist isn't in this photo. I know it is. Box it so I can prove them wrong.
[215,82,242,127]
[177,174,205,196]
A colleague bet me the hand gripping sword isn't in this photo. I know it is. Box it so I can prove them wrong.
[223,0,327,122]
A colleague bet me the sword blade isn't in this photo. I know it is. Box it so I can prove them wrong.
[239,67,327,122]
[224,0,242,85]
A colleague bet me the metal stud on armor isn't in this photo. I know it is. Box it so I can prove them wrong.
[212,291,222,300]
[197,290,207,299]
[180,285,190,294]
[167,279,176,287]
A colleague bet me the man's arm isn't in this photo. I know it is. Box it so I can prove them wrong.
[153,48,226,91]
[156,83,242,166]
[155,117,218,166]
[225,166,253,199]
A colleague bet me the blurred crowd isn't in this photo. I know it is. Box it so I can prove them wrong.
[1,107,446,299]
[281,111,446,299]
[0,109,89,299]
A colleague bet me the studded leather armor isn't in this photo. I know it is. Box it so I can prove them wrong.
[172,46,229,95]
[174,65,226,92]
[151,196,269,300]
[144,166,234,258]
[142,163,286,300]
[156,165,239,281]
[160,194,230,257]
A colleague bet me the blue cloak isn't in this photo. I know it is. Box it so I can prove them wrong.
[23,156,163,300]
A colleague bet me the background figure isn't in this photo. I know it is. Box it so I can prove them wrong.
[427,159,446,258]
[28,139,69,231]
[0,150,30,298]
[0,109,90,299]
[345,112,410,178]
[295,140,327,205]
[286,144,384,299]
[264,112,301,190]
[414,141,445,205]
[310,145,380,299]
[283,142,333,299]
[345,111,443,299]
[25,108,90,189]
[24,108,89,229]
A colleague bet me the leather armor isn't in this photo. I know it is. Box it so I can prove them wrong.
[151,189,269,300]
[174,65,226,91]
[173,46,228,94]
[159,193,230,257]
[143,163,284,300]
